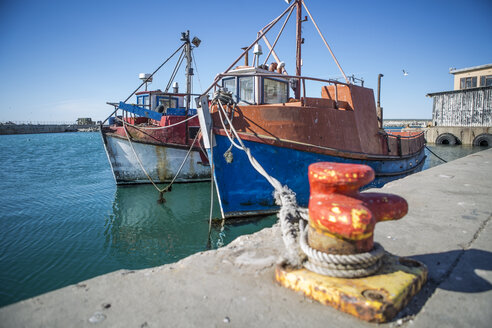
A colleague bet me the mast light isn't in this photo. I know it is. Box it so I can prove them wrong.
[192,37,201,48]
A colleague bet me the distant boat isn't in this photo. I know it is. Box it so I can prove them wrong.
[197,0,426,218]
[101,31,210,185]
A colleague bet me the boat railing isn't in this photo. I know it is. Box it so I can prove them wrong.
[104,93,203,125]
[384,131,425,156]
[215,72,351,106]
[386,130,425,139]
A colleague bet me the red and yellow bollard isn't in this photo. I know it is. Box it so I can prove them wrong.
[275,162,427,323]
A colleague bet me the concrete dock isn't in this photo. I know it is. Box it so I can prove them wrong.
[1,148,491,327]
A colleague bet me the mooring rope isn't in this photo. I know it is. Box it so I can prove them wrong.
[425,145,448,163]
[299,220,384,277]
[211,89,384,276]
[122,120,201,203]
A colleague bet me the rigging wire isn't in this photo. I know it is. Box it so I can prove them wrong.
[102,43,186,124]
[302,0,349,84]
[192,50,203,94]
[165,48,186,93]
[263,5,295,65]
[200,0,297,96]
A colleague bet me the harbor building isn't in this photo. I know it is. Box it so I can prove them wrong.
[426,63,492,146]
[450,64,492,90]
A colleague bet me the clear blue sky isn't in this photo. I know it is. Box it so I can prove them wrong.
[1,0,491,122]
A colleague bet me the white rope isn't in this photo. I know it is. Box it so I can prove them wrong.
[210,90,383,275]
[216,102,244,151]
[298,219,384,277]
[115,114,198,130]
[122,120,200,196]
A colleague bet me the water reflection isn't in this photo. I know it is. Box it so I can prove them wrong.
[103,183,277,268]
[103,144,489,268]
[104,183,218,268]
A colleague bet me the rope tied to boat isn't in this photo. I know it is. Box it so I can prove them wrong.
[121,119,201,203]
[425,145,448,163]
[212,89,238,162]
[212,91,384,277]
[114,114,198,130]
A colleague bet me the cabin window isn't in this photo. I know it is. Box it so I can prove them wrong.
[460,77,477,89]
[238,76,254,104]
[137,95,150,107]
[158,97,178,109]
[155,96,179,114]
[263,78,288,104]
[222,78,237,99]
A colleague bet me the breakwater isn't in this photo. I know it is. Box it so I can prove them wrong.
[0,123,98,135]
[383,119,431,128]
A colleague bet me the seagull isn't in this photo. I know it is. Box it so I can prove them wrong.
[402,69,409,76]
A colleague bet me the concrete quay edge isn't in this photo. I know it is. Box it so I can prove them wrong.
[1,148,491,327]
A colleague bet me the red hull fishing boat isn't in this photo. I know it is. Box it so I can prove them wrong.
[101,31,210,186]
[197,0,426,218]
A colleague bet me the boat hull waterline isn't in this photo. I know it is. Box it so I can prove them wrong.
[209,134,426,218]
[102,132,210,185]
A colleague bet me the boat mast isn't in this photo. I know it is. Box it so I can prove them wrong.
[181,30,193,144]
[182,30,192,114]
[295,0,303,99]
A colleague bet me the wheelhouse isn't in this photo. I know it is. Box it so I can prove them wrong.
[135,91,188,114]
[221,67,289,105]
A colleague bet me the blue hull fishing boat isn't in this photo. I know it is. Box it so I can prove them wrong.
[197,0,426,218]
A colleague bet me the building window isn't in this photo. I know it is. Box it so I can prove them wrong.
[480,75,492,87]
[238,76,255,104]
[263,78,288,104]
[460,77,477,89]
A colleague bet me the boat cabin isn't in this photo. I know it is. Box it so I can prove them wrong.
[221,66,290,105]
[135,90,194,116]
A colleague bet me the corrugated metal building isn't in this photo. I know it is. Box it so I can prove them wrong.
[425,64,492,146]
[428,86,492,127]
[427,64,492,127]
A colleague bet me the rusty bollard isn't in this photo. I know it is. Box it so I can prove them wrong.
[308,162,407,256]
[275,162,428,323]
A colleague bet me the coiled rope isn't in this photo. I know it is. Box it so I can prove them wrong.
[212,89,384,276]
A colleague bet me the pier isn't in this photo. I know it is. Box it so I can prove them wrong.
[383,119,431,128]
[425,126,492,146]
[1,148,491,327]
[0,122,99,135]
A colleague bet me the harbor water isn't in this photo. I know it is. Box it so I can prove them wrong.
[0,132,488,307]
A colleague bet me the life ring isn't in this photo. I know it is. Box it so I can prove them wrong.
[473,133,492,147]
[435,133,459,145]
